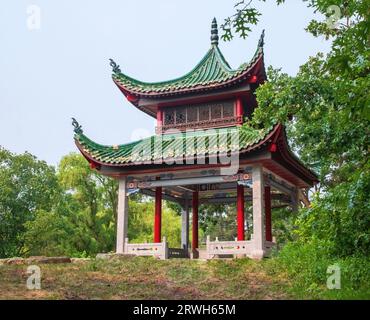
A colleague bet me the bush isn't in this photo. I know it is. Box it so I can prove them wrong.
[270,240,370,299]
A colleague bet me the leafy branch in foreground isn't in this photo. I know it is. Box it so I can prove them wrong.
[221,0,285,41]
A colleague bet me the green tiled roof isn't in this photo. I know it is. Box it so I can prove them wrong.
[74,125,275,166]
[113,46,262,95]
[111,19,265,96]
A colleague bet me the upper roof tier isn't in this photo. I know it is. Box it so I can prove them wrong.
[110,18,266,100]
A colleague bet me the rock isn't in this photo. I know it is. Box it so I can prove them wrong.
[96,253,115,260]
[6,257,25,265]
[96,253,135,260]
[71,258,92,263]
[25,256,46,264]
[0,259,8,266]
[26,256,71,264]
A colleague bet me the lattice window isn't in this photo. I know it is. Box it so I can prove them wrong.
[187,107,198,123]
[164,110,175,125]
[211,104,222,119]
[161,100,237,129]
[223,102,234,117]
[176,107,186,124]
[199,105,210,121]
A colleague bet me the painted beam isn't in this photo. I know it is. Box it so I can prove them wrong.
[128,173,251,189]
[141,189,184,206]
[266,175,296,196]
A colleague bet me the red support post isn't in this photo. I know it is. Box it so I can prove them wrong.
[265,186,272,241]
[154,186,162,243]
[237,184,245,241]
[192,191,199,249]
[157,108,163,127]
[236,98,244,125]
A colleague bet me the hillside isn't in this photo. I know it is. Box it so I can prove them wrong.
[0,256,292,300]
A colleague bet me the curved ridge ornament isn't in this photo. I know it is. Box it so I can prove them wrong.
[71,117,83,134]
[109,58,121,74]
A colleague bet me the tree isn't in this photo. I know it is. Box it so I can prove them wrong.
[223,0,369,255]
[56,153,118,255]
[0,147,59,257]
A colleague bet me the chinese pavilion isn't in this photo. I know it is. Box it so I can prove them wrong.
[73,18,318,260]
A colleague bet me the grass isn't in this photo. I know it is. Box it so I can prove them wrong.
[1,256,367,300]
[0,257,291,300]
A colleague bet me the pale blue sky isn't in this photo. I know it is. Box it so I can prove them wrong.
[0,1,331,165]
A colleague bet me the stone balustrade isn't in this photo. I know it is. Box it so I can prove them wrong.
[124,237,168,260]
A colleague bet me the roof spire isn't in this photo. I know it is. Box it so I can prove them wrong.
[258,29,265,48]
[210,17,219,46]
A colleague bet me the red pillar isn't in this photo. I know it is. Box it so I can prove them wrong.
[265,186,272,241]
[157,108,163,127]
[192,191,199,249]
[237,184,245,241]
[154,186,162,243]
[236,98,243,124]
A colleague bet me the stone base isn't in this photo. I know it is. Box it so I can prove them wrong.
[248,249,265,260]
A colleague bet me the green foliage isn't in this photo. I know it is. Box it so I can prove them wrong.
[0,149,183,257]
[226,0,369,298]
[0,148,58,257]
[199,204,239,241]
[269,240,370,299]
[247,0,369,258]
[221,0,285,40]
[296,165,370,256]
[271,207,297,246]
[128,198,181,248]
[55,153,118,255]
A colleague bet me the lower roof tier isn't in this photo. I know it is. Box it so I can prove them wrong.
[73,121,318,188]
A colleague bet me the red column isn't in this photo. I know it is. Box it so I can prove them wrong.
[237,184,245,241]
[154,186,162,243]
[192,191,199,249]
[265,186,272,241]
[236,98,243,125]
[157,108,163,127]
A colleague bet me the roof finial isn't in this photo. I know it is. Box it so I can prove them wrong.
[211,17,219,46]
[258,29,265,48]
